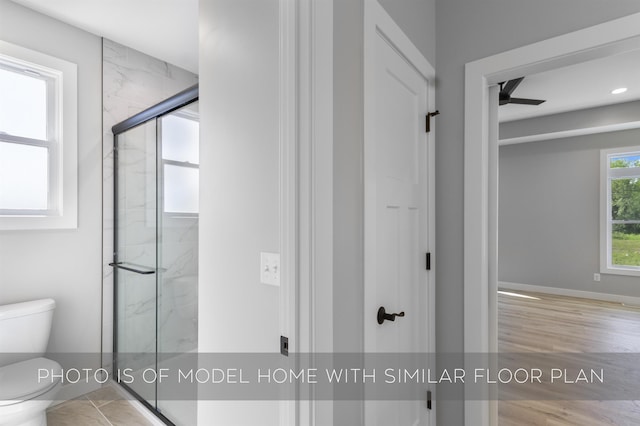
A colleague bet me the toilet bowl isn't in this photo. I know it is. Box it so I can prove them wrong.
[0,299,62,426]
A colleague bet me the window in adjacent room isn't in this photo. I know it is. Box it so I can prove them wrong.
[601,146,640,275]
[0,40,77,230]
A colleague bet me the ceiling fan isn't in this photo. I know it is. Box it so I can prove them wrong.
[499,77,546,106]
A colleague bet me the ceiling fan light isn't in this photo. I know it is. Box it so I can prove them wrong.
[611,87,628,95]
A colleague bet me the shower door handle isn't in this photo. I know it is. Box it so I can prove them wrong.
[109,262,156,275]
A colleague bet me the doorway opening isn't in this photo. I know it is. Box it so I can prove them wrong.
[464,12,640,426]
[496,53,640,423]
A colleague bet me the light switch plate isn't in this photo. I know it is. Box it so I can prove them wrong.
[260,252,280,286]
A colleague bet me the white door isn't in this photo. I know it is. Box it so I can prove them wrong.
[364,2,435,425]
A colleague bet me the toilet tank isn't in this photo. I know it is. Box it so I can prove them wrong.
[0,299,56,367]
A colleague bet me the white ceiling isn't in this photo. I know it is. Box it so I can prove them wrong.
[499,48,640,123]
[10,0,198,74]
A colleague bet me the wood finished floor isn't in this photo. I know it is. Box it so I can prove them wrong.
[498,290,640,426]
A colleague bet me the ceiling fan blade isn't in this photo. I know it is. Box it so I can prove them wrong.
[502,77,524,96]
[509,97,546,105]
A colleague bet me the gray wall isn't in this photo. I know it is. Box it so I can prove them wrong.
[435,1,640,424]
[378,0,436,64]
[499,129,640,297]
[0,0,102,369]
[333,0,435,423]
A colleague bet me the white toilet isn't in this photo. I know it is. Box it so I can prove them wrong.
[0,299,62,426]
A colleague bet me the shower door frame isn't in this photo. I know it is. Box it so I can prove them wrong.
[111,84,199,426]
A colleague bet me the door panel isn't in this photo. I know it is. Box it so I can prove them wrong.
[114,119,158,405]
[365,15,431,426]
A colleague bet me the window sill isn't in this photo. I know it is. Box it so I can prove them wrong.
[600,266,640,277]
[0,213,77,231]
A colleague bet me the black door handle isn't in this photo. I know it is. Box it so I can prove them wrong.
[377,306,405,324]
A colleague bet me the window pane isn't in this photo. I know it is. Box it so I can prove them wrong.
[163,165,198,214]
[610,154,640,169]
[610,177,640,221]
[611,223,640,267]
[0,142,48,210]
[0,67,47,140]
[161,112,199,164]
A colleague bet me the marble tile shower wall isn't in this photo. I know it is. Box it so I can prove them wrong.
[102,39,199,365]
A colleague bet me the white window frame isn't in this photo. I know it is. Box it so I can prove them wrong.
[0,40,77,230]
[600,145,640,276]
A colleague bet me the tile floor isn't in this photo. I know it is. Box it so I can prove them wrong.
[47,386,155,426]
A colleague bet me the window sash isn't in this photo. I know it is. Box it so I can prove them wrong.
[0,132,50,147]
[161,159,199,216]
[0,138,57,215]
[608,167,640,179]
[163,158,199,169]
[606,219,640,270]
[0,60,57,143]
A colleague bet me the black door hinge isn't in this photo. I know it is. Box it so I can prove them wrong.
[426,252,431,270]
[427,390,432,409]
[426,110,440,132]
[280,335,289,356]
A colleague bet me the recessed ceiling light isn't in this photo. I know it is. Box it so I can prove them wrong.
[611,87,628,95]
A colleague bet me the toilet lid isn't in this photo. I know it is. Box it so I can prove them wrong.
[0,357,62,404]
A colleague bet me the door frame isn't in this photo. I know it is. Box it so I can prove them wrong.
[363,0,436,423]
[283,0,334,425]
[463,12,640,426]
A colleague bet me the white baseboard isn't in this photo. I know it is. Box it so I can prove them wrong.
[499,281,640,307]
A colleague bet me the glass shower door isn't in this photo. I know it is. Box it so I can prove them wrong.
[113,119,158,406]
[156,102,199,425]
[111,85,199,425]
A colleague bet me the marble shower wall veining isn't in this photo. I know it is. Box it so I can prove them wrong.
[102,39,199,367]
